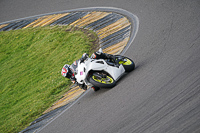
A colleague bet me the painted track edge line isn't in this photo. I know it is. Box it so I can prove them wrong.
[35,88,91,133]
[34,8,139,133]
[0,7,139,56]
[2,7,139,133]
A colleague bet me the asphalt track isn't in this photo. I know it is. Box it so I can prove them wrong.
[1,0,200,133]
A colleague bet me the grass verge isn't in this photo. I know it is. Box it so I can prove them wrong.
[0,25,98,133]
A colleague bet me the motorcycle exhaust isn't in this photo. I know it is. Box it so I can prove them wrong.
[93,72,106,79]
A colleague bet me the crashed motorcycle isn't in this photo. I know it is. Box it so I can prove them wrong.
[75,49,135,91]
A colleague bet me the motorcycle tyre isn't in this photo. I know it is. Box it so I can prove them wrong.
[117,56,135,72]
[89,75,116,88]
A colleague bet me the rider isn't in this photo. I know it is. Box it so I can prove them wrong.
[61,51,116,90]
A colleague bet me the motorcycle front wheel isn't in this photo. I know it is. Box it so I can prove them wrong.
[89,73,116,88]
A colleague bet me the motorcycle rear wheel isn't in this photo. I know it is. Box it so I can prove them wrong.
[89,73,116,88]
[118,56,135,72]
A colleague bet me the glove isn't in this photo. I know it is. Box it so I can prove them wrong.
[80,53,89,63]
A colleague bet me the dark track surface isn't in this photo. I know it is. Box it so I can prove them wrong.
[1,0,200,133]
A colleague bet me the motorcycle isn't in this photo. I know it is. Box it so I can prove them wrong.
[75,48,135,91]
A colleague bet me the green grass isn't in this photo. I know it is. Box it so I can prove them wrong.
[0,26,98,133]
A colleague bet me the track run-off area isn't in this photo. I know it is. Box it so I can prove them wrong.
[1,0,200,133]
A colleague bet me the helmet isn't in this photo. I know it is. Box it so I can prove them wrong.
[61,64,74,78]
